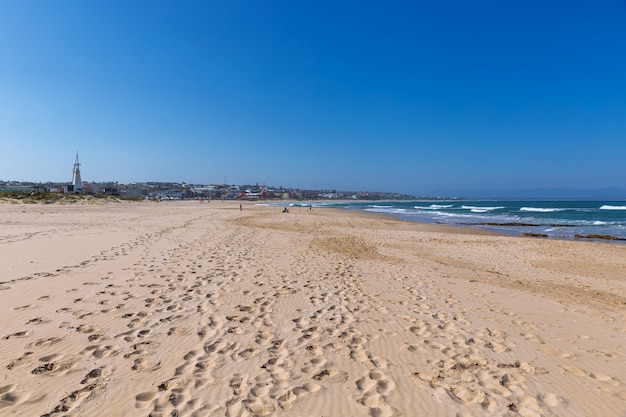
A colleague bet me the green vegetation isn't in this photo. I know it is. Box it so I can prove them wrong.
[0,191,143,204]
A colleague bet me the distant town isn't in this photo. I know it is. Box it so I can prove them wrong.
[0,154,426,201]
[0,152,464,202]
[0,179,425,201]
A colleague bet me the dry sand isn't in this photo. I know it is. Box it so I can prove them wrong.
[1,200,625,417]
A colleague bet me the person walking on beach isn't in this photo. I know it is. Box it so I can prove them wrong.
[240,203,242,211]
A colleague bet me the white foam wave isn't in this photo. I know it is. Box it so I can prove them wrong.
[431,211,479,219]
[414,204,453,210]
[462,205,504,213]
[365,208,407,214]
[600,205,626,210]
[520,207,566,213]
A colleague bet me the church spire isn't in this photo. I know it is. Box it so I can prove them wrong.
[72,152,83,193]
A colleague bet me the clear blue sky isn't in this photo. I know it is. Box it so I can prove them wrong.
[1,1,625,196]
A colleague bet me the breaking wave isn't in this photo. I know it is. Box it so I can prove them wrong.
[414,204,454,210]
[461,205,504,213]
[600,205,626,210]
[520,207,567,213]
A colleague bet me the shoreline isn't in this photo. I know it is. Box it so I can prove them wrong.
[3,196,623,242]
[302,200,626,245]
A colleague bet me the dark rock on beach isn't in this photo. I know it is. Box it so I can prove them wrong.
[522,233,549,238]
[574,234,626,241]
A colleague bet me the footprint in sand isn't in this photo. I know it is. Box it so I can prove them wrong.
[32,337,63,347]
[301,357,326,374]
[407,343,426,353]
[562,366,586,377]
[292,382,321,397]
[25,317,47,325]
[356,370,397,417]
[589,372,620,386]
[234,347,258,360]
[31,362,60,375]
[305,344,324,357]
[538,392,562,407]
[91,344,120,359]
[243,397,275,416]
[3,330,32,339]
[80,366,111,384]
[0,384,31,409]
[38,353,63,362]
[313,368,349,383]
[135,391,158,409]
[6,351,34,370]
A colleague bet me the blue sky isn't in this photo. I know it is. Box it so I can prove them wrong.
[1,1,625,196]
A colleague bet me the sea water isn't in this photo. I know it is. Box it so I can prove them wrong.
[291,200,626,242]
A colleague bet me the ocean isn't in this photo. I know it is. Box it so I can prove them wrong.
[289,200,626,242]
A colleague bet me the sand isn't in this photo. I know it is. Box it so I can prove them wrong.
[1,200,625,417]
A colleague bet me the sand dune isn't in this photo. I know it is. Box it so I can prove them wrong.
[1,200,625,416]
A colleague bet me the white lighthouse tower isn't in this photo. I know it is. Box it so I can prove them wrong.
[72,153,83,193]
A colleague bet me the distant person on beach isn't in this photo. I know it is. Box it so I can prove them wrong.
[240,203,242,211]
[283,207,289,213]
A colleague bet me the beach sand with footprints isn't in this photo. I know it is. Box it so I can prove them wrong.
[1,200,625,416]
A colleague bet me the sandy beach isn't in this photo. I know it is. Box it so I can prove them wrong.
[1,200,625,417]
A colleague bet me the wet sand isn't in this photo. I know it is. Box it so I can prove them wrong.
[1,200,625,416]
